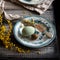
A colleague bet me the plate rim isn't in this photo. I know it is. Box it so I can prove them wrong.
[19,0,44,5]
[13,16,56,48]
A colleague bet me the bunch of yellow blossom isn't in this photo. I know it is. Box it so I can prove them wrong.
[0,14,30,53]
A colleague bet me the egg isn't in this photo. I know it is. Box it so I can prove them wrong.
[22,26,35,36]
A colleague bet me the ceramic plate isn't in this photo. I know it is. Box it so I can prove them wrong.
[13,16,56,48]
[19,0,44,5]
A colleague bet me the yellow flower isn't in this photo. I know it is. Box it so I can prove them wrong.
[0,14,30,53]
[5,45,8,48]
[1,25,6,32]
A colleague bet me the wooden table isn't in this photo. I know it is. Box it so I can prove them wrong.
[0,0,59,58]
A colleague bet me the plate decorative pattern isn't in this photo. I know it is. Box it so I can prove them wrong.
[13,16,56,48]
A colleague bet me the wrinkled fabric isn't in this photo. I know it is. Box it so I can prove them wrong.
[10,0,54,14]
[0,0,54,20]
[0,0,21,20]
[0,0,4,14]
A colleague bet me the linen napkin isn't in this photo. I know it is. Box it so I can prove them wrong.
[0,0,54,20]
[10,0,54,14]
[0,0,21,20]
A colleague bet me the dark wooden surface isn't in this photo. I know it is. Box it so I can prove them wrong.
[53,0,60,58]
[0,0,59,58]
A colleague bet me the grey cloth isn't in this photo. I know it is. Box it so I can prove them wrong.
[10,0,54,14]
[0,0,21,20]
[0,0,54,20]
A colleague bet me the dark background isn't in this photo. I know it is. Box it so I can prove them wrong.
[53,0,60,59]
[53,0,60,52]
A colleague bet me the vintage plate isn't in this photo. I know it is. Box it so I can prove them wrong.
[13,16,56,48]
[19,0,44,5]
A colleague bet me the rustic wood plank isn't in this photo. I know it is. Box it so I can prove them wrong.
[0,9,55,57]
[0,47,55,58]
